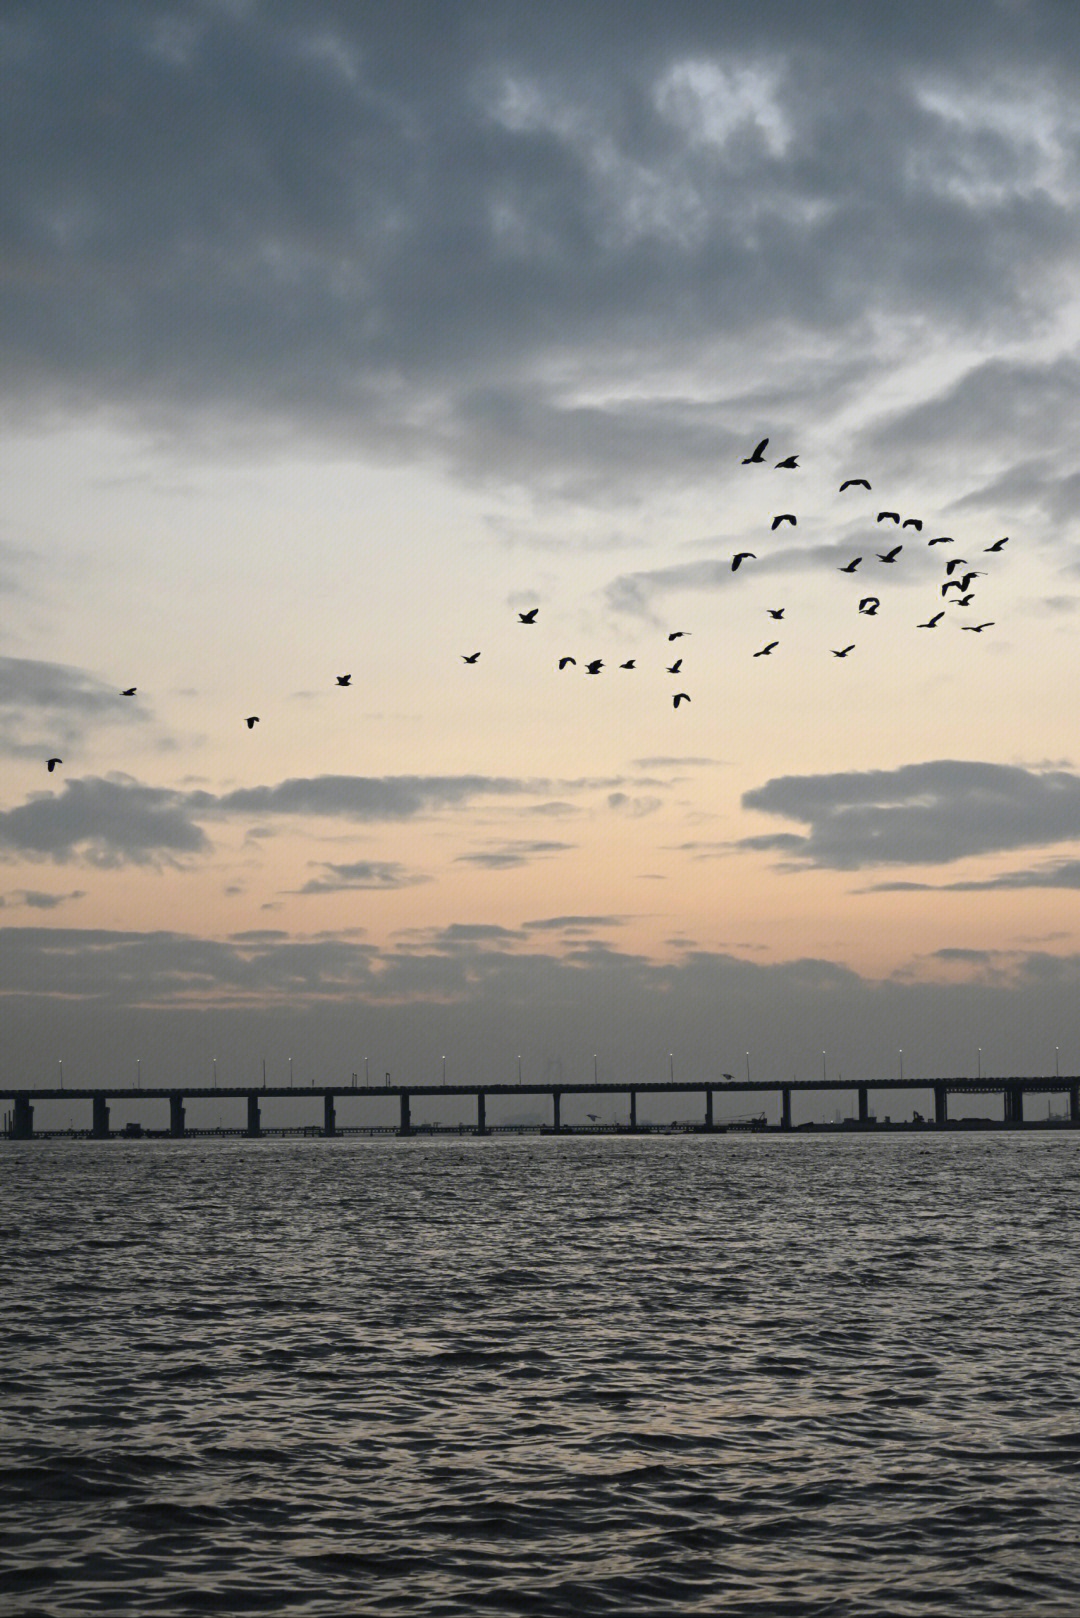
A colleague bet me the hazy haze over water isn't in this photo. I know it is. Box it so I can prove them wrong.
[3,1133,1080,1616]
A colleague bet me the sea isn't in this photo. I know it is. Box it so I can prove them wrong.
[3,1131,1080,1617]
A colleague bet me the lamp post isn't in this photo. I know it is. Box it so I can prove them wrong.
[442,1055,446,1087]
[364,1055,369,1086]
[745,1051,750,1082]
[669,1051,674,1082]
[136,1056,141,1090]
[517,1054,522,1086]
[899,1049,903,1082]
[212,1056,217,1088]
[977,1047,982,1080]
[594,1053,598,1085]
[58,1059,63,1091]
[1056,1047,1060,1078]
[822,1050,826,1082]
[289,1055,293,1088]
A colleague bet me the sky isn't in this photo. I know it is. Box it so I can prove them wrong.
[4,0,1080,1126]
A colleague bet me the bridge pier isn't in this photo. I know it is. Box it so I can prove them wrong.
[934,1084,948,1125]
[92,1093,110,1139]
[323,1093,336,1137]
[552,1091,562,1133]
[399,1092,411,1137]
[169,1094,186,1138]
[857,1086,869,1124]
[1004,1085,1024,1125]
[1071,1085,1079,1124]
[781,1087,792,1131]
[246,1094,262,1137]
[11,1094,33,1139]
[628,1090,637,1132]
[477,1092,487,1136]
[704,1089,714,1130]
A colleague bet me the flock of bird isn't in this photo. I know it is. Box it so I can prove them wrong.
[40,438,1010,770]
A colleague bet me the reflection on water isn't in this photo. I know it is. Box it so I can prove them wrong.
[3,1133,1080,1615]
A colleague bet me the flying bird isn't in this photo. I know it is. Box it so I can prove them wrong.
[928,535,955,545]
[902,518,923,531]
[832,645,855,658]
[245,716,259,729]
[955,571,985,591]
[673,692,691,707]
[120,687,136,696]
[46,757,61,771]
[877,545,902,563]
[558,657,576,669]
[771,513,796,529]
[742,438,769,463]
[518,608,538,624]
[732,552,755,571]
[585,659,603,674]
[858,597,880,615]
[839,479,871,491]
[753,642,779,657]
[954,593,974,606]
[767,608,785,620]
[667,659,683,674]
[461,652,480,663]
[620,660,636,669]
[336,675,351,686]
[961,622,995,632]
[775,454,799,469]
[944,558,969,575]
[877,512,900,524]
[918,611,944,628]
[985,536,1010,551]
[667,631,690,641]
[838,557,862,573]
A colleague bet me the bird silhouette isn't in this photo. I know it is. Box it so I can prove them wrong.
[775,454,799,469]
[620,660,636,669]
[877,545,902,563]
[754,642,779,656]
[558,657,576,669]
[673,692,691,707]
[461,652,480,663]
[667,659,683,674]
[732,552,755,571]
[585,659,603,674]
[245,716,259,728]
[120,687,136,696]
[336,675,351,686]
[668,631,690,641]
[954,593,974,606]
[961,622,995,632]
[902,518,923,531]
[944,558,969,575]
[742,438,769,463]
[858,596,880,615]
[771,513,796,529]
[46,757,61,771]
[877,511,900,523]
[838,557,862,573]
[767,608,785,620]
[839,478,871,491]
[927,535,955,545]
[518,608,538,624]
[985,536,1009,551]
[832,645,855,657]
[918,611,944,628]
[954,572,985,592]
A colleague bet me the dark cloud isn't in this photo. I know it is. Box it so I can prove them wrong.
[0,777,209,867]
[4,4,1080,499]
[741,760,1080,869]
[297,859,430,894]
[865,858,1080,893]
[208,774,532,820]
[455,839,575,869]
[0,657,146,757]
[0,888,85,910]
[524,915,626,931]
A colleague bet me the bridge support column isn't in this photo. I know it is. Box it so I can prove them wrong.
[628,1090,637,1132]
[247,1095,261,1137]
[12,1094,33,1140]
[857,1085,869,1124]
[781,1087,792,1131]
[169,1094,186,1138]
[323,1093,336,1137]
[552,1091,561,1133]
[92,1093,110,1138]
[399,1092,411,1136]
[1071,1085,1079,1124]
[477,1092,487,1135]
[704,1090,714,1130]
[934,1084,948,1126]
[1004,1086,1024,1126]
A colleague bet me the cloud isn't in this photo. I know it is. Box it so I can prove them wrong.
[0,657,146,757]
[297,860,430,894]
[207,774,534,820]
[6,4,1080,502]
[607,791,662,816]
[864,857,1080,893]
[740,760,1080,869]
[455,839,576,869]
[0,777,209,867]
[0,888,85,910]
[523,914,626,931]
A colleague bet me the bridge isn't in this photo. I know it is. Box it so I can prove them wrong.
[3,1075,1079,1140]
